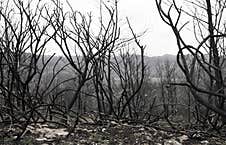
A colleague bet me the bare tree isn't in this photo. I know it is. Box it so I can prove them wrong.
[48,0,121,116]
[0,0,75,139]
[156,0,226,129]
[47,0,147,126]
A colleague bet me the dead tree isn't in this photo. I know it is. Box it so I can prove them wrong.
[0,0,74,139]
[156,0,226,130]
[0,0,54,121]
[48,0,122,118]
[155,59,178,120]
[48,0,146,125]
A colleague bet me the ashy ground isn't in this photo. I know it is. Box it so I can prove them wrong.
[0,121,226,145]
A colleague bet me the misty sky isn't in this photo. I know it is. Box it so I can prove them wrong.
[67,0,178,56]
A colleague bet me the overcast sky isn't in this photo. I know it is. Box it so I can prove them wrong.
[65,0,178,56]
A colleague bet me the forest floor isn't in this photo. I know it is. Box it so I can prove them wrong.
[0,119,226,145]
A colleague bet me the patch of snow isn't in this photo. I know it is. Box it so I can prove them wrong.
[35,137,53,142]
[36,137,48,141]
[164,139,182,145]
[201,140,209,145]
[139,127,145,131]
[178,135,188,142]
[12,136,17,139]
[27,124,69,139]
[146,135,152,141]
[101,128,106,132]
[110,121,117,125]
[42,128,68,138]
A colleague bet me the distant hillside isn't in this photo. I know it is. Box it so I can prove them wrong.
[38,54,178,79]
[144,54,177,75]
[145,54,176,65]
[42,53,177,68]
